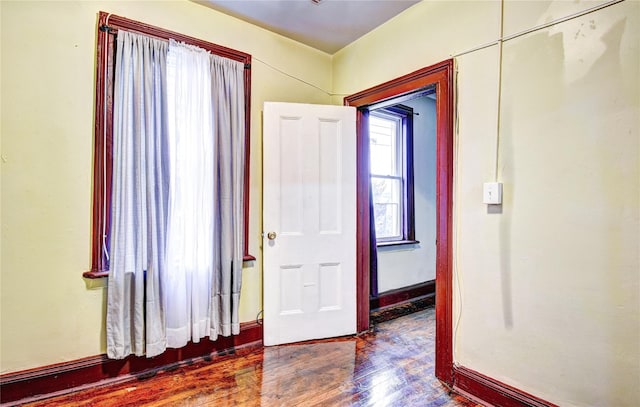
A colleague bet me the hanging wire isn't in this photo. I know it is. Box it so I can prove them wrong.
[452,0,624,59]
[101,14,112,268]
[494,0,505,182]
[452,62,463,352]
[252,56,347,97]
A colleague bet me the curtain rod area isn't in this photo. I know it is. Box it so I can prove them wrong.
[98,24,251,69]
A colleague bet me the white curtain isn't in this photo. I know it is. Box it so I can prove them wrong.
[106,31,245,359]
[164,40,215,348]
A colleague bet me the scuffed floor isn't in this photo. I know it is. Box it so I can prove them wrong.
[23,308,482,406]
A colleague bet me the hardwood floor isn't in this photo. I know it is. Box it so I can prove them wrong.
[22,308,481,406]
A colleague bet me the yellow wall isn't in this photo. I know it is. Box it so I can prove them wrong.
[0,0,331,373]
[333,0,639,405]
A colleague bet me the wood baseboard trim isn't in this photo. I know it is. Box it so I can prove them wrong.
[1,318,557,407]
[0,321,263,405]
[453,366,558,407]
[370,280,435,311]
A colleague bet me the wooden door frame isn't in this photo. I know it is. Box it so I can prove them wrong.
[344,59,454,385]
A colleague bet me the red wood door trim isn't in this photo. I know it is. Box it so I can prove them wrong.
[344,59,454,385]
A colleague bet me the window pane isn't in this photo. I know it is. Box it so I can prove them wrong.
[369,115,397,176]
[371,177,401,239]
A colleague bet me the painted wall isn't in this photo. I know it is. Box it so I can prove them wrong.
[333,1,639,406]
[0,0,331,374]
[376,96,437,293]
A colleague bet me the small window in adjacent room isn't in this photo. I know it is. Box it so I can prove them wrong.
[369,105,415,245]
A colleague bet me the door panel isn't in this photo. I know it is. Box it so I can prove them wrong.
[263,102,356,346]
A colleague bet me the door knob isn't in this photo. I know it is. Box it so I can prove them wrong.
[267,231,277,240]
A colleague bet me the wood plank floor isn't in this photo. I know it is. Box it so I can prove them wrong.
[22,308,482,406]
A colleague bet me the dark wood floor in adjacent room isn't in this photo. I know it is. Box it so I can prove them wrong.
[23,308,481,406]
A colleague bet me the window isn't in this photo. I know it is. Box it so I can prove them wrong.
[369,105,415,244]
[84,12,254,279]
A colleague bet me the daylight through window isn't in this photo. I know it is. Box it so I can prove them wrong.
[369,106,414,243]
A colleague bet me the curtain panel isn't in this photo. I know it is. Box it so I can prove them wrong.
[106,30,245,359]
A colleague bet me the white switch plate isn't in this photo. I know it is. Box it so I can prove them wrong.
[483,182,503,204]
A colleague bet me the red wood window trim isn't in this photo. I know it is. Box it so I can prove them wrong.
[84,12,254,279]
[345,59,454,385]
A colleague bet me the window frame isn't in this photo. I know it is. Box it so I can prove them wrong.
[369,105,416,246]
[84,12,254,279]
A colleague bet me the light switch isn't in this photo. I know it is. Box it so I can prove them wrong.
[483,182,502,204]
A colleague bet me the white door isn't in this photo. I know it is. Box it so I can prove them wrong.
[263,102,357,346]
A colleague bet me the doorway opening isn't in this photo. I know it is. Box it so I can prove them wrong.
[344,59,454,385]
[367,88,437,319]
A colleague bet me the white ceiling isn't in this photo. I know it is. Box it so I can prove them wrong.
[197,0,421,54]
